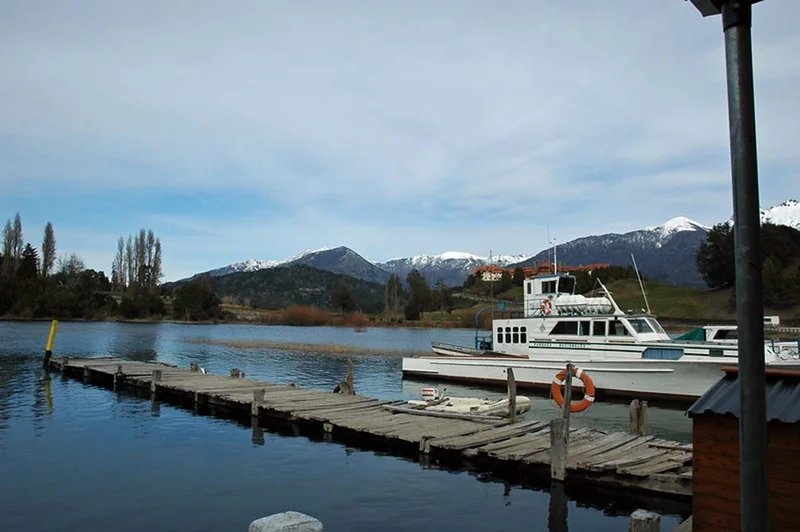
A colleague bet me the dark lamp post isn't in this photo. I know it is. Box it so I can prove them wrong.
[685,1,769,531]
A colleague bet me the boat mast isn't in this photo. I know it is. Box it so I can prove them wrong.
[631,253,651,314]
[489,249,494,322]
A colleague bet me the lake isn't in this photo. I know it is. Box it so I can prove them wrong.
[0,321,690,531]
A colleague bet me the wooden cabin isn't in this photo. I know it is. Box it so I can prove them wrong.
[687,367,800,531]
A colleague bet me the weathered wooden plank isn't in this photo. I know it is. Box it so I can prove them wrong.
[577,436,656,470]
[428,420,547,451]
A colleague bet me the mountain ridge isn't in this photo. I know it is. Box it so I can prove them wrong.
[179,200,799,288]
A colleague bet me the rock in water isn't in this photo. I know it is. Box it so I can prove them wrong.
[249,511,323,532]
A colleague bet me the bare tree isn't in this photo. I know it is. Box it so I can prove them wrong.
[151,237,162,292]
[135,229,147,287]
[1,220,12,277]
[41,222,56,277]
[57,253,85,287]
[112,236,125,291]
[125,235,134,289]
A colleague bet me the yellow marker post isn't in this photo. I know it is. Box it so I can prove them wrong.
[44,319,58,369]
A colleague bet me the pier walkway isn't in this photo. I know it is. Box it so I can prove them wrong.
[48,356,693,499]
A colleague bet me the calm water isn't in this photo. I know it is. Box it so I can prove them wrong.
[0,321,690,531]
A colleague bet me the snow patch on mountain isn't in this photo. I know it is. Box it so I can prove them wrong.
[761,199,800,228]
[645,216,709,239]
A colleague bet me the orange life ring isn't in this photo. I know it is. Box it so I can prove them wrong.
[551,366,595,413]
[540,298,553,316]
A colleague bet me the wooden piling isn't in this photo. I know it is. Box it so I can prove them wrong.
[252,389,266,417]
[346,358,354,396]
[83,366,91,383]
[628,509,661,532]
[151,369,162,393]
[550,418,567,481]
[630,399,641,435]
[507,368,517,422]
[638,400,648,436]
[113,364,123,391]
[231,368,241,378]
[562,363,573,432]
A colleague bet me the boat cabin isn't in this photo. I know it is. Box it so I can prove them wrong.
[522,273,617,318]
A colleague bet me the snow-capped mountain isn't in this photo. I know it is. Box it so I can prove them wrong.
[761,199,800,229]
[180,200,798,289]
[511,216,711,287]
[193,247,390,285]
[377,252,532,287]
[203,248,333,277]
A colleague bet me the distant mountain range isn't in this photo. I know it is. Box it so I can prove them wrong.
[180,200,800,289]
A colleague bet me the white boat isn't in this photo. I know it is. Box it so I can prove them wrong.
[406,388,532,417]
[402,271,800,404]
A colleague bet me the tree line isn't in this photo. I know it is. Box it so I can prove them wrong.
[0,212,179,319]
[696,222,800,307]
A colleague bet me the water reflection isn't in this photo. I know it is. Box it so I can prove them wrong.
[0,321,691,532]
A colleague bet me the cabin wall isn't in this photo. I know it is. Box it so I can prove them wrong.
[692,415,800,531]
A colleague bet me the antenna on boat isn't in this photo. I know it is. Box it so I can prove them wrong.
[596,278,624,316]
[549,238,557,274]
[630,253,651,314]
[489,249,494,322]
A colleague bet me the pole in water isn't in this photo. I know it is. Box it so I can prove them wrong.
[43,319,59,369]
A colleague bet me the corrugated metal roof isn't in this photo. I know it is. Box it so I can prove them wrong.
[688,368,800,423]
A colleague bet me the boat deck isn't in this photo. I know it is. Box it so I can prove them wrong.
[48,356,693,499]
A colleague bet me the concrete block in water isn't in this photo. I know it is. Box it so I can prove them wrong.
[249,512,323,532]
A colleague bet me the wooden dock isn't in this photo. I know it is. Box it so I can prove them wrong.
[47,356,693,499]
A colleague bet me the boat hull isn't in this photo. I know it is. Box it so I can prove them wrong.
[401,355,800,404]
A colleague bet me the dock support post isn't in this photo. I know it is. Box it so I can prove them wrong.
[151,369,162,394]
[231,368,241,378]
[507,368,517,422]
[43,319,58,369]
[252,389,265,417]
[628,509,660,532]
[346,358,354,396]
[550,418,567,481]
[61,357,68,373]
[629,399,640,435]
[551,363,573,481]
[83,366,91,383]
[114,364,124,392]
[638,400,648,436]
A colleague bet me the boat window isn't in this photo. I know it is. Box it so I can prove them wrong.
[646,318,666,335]
[579,321,591,336]
[512,327,518,332]
[542,280,557,293]
[520,326,527,343]
[558,276,575,294]
[608,320,629,336]
[513,331,519,343]
[505,327,512,343]
[628,318,654,334]
[526,283,532,295]
[592,321,606,336]
[715,329,737,340]
[496,328,503,344]
[551,321,579,335]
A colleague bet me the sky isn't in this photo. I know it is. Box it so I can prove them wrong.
[1,1,798,282]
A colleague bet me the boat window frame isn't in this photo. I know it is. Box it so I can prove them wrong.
[627,318,655,334]
[496,327,504,344]
[592,321,606,336]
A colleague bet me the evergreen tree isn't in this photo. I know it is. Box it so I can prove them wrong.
[512,267,525,287]
[695,222,735,289]
[500,270,513,292]
[406,269,432,316]
[332,280,357,312]
[18,243,39,280]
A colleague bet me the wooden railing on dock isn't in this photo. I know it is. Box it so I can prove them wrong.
[47,357,693,498]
